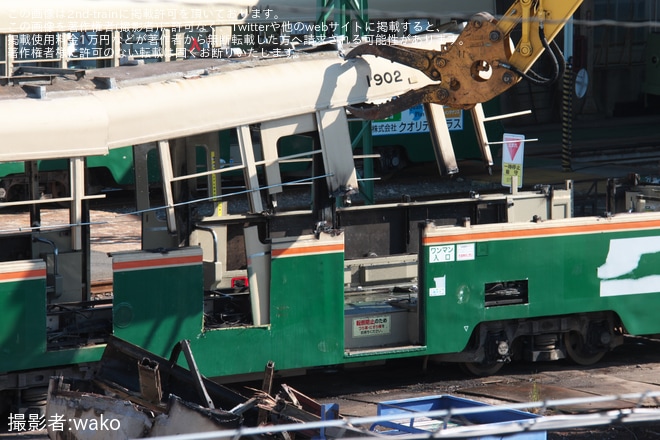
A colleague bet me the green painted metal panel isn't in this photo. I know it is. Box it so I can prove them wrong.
[421,219,660,355]
[0,159,69,177]
[109,236,345,377]
[112,249,205,358]
[87,146,136,186]
[189,327,274,377]
[0,147,137,188]
[0,275,47,367]
[0,260,102,373]
[267,250,345,369]
[111,248,272,377]
[111,243,344,378]
[0,162,24,177]
[189,240,345,377]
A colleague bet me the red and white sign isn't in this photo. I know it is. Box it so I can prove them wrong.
[501,133,525,188]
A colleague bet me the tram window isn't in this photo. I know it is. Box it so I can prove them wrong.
[120,29,163,63]
[171,27,213,60]
[67,31,113,69]
[0,159,70,203]
[276,134,314,179]
[484,280,529,307]
[14,33,59,64]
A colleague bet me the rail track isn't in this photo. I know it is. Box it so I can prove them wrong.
[90,279,113,296]
[264,334,660,438]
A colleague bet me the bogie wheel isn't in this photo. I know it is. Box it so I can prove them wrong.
[460,360,504,376]
[564,331,605,366]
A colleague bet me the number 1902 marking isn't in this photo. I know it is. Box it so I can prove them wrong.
[366,70,402,87]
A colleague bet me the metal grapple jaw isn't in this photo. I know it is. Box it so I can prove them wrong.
[345,12,519,120]
[346,86,450,121]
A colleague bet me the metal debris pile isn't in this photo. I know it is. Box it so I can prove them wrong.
[42,336,660,439]
[45,337,364,439]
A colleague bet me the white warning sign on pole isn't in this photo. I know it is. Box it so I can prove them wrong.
[501,133,525,188]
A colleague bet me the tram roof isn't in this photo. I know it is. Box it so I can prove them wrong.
[0,33,452,162]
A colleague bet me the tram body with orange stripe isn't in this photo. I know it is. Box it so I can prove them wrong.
[0,1,656,414]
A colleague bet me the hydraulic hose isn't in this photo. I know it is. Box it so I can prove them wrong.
[500,22,565,87]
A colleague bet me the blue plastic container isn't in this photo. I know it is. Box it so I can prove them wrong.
[370,395,545,439]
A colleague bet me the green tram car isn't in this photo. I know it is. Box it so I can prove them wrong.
[0,5,654,419]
